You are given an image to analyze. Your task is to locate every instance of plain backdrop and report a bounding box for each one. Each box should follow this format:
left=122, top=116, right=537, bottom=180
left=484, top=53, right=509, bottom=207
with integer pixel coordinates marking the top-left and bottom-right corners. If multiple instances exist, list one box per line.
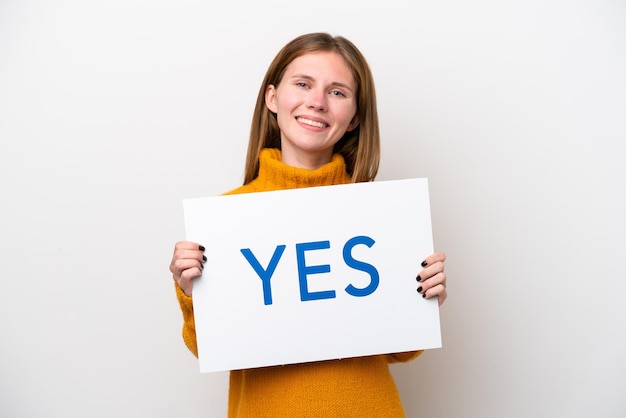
left=1, top=1, right=624, bottom=417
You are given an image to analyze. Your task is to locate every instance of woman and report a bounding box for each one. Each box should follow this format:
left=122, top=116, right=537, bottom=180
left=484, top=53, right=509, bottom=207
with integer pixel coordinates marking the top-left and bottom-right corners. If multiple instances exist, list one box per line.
left=170, top=32, right=447, bottom=417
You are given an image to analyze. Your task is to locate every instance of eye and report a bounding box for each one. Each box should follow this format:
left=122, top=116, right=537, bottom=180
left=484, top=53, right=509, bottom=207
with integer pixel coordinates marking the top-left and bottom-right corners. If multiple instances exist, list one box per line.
left=330, top=90, right=346, bottom=97
left=296, top=82, right=308, bottom=88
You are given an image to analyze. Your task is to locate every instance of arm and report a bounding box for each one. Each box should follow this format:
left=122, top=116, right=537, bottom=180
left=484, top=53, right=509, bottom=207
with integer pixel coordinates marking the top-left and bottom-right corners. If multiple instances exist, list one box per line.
left=170, top=241, right=206, bottom=357
left=175, top=283, right=199, bottom=357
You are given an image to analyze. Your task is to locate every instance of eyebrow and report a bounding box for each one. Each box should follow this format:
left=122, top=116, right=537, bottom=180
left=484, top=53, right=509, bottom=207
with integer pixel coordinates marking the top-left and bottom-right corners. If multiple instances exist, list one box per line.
left=289, top=74, right=355, bottom=93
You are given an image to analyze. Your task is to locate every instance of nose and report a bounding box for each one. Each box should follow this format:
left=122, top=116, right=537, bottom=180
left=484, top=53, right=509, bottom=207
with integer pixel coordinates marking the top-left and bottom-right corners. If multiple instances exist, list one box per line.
left=307, top=89, right=327, bottom=111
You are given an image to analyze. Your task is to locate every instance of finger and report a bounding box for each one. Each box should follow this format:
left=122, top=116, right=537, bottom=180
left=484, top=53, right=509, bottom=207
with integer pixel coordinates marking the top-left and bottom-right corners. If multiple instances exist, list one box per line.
left=174, top=241, right=206, bottom=251
left=417, top=271, right=446, bottom=295
left=172, top=241, right=205, bottom=261
left=173, top=241, right=205, bottom=258
left=416, top=260, right=444, bottom=282
left=170, top=244, right=206, bottom=273
left=172, top=248, right=206, bottom=263
left=423, top=269, right=447, bottom=288
left=171, top=258, right=204, bottom=277
left=422, top=283, right=447, bottom=306
left=177, top=266, right=203, bottom=296
left=420, top=252, right=446, bottom=268
left=170, top=253, right=205, bottom=274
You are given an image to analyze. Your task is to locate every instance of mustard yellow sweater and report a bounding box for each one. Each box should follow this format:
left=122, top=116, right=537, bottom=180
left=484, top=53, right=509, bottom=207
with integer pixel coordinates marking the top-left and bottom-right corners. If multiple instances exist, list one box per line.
left=175, top=148, right=422, bottom=417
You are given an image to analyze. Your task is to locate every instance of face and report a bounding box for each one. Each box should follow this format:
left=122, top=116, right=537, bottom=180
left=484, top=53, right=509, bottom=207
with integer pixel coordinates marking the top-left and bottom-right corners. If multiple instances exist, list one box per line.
left=265, top=51, right=360, bottom=169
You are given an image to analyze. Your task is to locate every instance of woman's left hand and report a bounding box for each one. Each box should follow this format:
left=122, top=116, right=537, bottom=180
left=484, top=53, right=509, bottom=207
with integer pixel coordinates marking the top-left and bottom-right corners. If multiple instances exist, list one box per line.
left=416, top=252, right=447, bottom=306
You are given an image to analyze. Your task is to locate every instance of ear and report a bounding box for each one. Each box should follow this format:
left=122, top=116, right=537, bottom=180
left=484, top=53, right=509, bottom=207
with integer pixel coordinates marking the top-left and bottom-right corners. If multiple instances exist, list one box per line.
left=346, top=113, right=360, bottom=132
left=265, top=84, right=278, bottom=113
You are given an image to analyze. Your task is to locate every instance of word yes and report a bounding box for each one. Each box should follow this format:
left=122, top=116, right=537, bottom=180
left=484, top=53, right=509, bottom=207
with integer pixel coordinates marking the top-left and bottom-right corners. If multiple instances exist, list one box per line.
left=240, top=236, right=379, bottom=305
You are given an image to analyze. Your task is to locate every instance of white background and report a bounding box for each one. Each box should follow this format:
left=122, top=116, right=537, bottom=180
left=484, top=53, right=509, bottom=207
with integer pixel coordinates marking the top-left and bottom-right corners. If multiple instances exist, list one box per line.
left=0, top=1, right=624, bottom=417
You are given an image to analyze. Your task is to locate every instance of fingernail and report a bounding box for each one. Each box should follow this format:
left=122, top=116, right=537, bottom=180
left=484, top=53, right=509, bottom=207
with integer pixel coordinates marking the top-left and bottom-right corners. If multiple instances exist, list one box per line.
left=416, top=275, right=422, bottom=282
left=417, top=286, right=423, bottom=293
left=421, top=260, right=428, bottom=267
left=422, top=292, right=426, bottom=298
left=200, top=263, right=204, bottom=270
left=199, top=245, right=206, bottom=251
left=202, top=255, right=207, bottom=262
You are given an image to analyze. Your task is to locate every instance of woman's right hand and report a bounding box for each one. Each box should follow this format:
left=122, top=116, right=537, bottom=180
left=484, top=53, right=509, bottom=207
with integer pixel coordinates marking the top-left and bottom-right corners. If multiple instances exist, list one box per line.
left=169, top=241, right=206, bottom=296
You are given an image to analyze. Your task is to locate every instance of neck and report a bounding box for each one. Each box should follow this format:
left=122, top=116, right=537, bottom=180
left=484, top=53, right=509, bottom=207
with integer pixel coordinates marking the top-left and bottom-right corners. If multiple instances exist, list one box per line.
left=279, top=144, right=334, bottom=170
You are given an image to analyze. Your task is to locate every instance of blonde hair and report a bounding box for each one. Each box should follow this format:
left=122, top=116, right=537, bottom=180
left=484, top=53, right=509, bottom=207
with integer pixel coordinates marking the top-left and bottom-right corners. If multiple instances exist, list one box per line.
left=243, top=32, right=380, bottom=184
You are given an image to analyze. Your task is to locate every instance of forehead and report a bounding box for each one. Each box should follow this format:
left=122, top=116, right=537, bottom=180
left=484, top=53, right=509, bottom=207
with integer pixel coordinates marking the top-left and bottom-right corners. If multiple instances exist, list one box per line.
left=284, top=51, right=356, bottom=86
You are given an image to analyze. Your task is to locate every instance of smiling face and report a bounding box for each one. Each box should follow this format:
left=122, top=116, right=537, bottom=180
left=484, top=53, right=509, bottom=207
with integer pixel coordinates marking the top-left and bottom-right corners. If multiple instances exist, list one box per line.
left=265, top=51, right=360, bottom=170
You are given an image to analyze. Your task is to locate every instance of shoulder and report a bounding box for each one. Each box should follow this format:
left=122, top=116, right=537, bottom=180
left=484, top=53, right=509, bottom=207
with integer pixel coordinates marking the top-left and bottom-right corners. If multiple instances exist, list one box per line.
left=222, top=182, right=259, bottom=196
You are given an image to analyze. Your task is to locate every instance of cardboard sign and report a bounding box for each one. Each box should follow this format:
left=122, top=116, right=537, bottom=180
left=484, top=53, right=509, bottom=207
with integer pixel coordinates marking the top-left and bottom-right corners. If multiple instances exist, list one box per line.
left=183, top=178, right=441, bottom=373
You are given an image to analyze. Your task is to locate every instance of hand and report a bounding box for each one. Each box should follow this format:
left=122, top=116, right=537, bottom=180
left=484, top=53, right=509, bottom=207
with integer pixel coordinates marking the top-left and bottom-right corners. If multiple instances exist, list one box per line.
left=169, top=241, right=206, bottom=296
left=416, top=252, right=447, bottom=306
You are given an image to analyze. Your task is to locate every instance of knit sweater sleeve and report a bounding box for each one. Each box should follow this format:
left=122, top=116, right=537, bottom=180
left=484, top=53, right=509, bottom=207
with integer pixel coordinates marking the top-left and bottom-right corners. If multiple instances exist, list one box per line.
left=175, top=283, right=199, bottom=357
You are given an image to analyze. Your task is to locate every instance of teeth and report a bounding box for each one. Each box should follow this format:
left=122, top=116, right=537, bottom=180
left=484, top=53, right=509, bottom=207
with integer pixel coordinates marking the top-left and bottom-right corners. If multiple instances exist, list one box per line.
left=297, top=117, right=326, bottom=128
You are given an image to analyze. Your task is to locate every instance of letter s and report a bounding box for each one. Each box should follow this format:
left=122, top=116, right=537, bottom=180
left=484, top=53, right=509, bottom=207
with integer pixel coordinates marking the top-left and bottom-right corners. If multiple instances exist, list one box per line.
left=343, top=235, right=379, bottom=297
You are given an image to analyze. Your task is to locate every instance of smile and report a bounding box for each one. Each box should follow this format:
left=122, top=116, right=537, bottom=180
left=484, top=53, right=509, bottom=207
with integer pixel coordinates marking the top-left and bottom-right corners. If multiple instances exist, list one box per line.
left=297, top=117, right=328, bottom=128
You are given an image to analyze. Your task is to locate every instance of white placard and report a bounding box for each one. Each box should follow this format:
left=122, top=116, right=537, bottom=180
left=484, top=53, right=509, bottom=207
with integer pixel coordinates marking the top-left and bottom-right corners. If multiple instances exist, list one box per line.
left=183, top=178, right=441, bottom=373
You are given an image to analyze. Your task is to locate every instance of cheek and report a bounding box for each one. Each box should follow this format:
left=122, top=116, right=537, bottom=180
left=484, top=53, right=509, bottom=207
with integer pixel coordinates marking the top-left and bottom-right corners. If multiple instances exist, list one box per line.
left=274, top=95, right=298, bottom=116
left=340, top=104, right=358, bottom=125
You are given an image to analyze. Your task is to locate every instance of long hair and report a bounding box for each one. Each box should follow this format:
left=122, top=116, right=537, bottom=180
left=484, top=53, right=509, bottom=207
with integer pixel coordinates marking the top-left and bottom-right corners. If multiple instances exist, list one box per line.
left=243, top=32, right=380, bottom=184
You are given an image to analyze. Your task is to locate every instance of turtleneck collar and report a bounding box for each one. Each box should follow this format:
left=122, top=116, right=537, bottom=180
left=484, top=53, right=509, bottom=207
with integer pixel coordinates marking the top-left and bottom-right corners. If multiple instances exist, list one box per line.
left=254, top=148, right=352, bottom=191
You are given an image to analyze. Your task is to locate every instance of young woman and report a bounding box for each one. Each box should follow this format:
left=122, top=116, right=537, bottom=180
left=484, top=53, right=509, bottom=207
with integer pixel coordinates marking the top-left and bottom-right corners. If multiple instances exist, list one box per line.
left=170, top=32, right=447, bottom=417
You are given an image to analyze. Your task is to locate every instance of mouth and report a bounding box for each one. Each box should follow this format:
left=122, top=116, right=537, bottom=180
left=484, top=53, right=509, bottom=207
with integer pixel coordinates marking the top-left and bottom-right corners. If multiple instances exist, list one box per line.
left=296, top=117, right=328, bottom=128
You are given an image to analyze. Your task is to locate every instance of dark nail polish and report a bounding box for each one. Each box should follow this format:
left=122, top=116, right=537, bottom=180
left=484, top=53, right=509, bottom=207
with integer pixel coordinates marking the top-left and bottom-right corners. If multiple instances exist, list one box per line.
left=416, top=275, right=422, bottom=282
left=421, top=260, right=428, bottom=267
left=417, top=286, right=423, bottom=293
left=200, top=263, right=204, bottom=270
left=199, top=245, right=206, bottom=251
left=422, top=292, right=427, bottom=298
left=202, top=255, right=207, bottom=262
